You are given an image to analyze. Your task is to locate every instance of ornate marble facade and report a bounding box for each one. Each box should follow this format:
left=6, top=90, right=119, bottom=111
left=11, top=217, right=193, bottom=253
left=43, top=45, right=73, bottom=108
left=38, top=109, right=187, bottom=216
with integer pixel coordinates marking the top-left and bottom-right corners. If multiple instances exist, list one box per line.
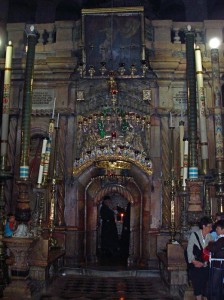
left=0, top=12, right=224, bottom=269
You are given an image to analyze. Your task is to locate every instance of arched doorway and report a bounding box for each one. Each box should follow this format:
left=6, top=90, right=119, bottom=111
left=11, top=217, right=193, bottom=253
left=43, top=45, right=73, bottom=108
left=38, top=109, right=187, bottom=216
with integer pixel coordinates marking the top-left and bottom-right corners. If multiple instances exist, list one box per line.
left=97, top=193, right=130, bottom=266
left=64, top=160, right=153, bottom=267
left=85, top=177, right=142, bottom=266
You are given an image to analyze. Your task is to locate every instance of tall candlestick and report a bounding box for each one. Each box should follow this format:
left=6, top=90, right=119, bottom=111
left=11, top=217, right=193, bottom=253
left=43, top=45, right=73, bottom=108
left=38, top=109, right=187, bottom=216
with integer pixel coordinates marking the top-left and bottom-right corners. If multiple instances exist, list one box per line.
left=52, top=97, right=56, bottom=119
left=179, top=120, right=185, bottom=180
left=1, top=41, right=13, bottom=159
left=56, top=113, right=60, bottom=128
left=182, top=138, right=188, bottom=187
left=180, top=98, right=183, bottom=119
left=42, top=118, right=55, bottom=182
left=195, top=46, right=209, bottom=174
left=169, top=112, right=174, bottom=128
left=43, top=140, right=51, bottom=178
left=37, top=138, right=48, bottom=185
left=186, top=27, right=198, bottom=179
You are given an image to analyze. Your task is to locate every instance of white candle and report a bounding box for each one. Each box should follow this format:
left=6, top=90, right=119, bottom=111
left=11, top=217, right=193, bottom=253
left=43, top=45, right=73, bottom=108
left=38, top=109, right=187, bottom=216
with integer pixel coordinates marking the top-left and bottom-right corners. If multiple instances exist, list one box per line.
left=37, top=138, right=48, bottom=184
left=56, top=113, right=60, bottom=127
left=179, top=120, right=185, bottom=179
left=182, top=139, right=189, bottom=187
left=43, top=140, right=51, bottom=177
left=180, top=99, right=183, bottom=119
left=170, top=112, right=173, bottom=127
left=195, top=46, right=209, bottom=163
left=52, top=97, right=56, bottom=119
left=1, top=41, right=13, bottom=157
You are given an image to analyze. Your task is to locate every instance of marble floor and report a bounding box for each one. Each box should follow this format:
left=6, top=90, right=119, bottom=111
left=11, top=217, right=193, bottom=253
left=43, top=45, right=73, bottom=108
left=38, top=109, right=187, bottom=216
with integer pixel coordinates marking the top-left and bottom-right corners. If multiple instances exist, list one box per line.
left=36, top=269, right=176, bottom=300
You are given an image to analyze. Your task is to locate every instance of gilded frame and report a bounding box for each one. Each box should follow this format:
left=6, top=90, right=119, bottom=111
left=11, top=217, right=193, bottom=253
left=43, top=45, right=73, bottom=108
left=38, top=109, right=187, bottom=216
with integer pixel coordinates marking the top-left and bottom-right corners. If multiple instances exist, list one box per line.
left=81, top=7, right=145, bottom=77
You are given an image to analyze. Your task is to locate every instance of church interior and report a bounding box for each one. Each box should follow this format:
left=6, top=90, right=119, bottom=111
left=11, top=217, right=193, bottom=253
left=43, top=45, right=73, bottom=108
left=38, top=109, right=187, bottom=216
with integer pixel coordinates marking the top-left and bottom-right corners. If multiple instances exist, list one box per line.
left=0, top=0, right=224, bottom=299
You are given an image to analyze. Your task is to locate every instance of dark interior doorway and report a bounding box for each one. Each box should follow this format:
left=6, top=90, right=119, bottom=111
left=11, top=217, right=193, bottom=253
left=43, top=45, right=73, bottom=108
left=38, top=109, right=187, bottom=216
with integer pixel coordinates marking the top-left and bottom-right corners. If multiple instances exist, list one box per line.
left=97, top=194, right=130, bottom=266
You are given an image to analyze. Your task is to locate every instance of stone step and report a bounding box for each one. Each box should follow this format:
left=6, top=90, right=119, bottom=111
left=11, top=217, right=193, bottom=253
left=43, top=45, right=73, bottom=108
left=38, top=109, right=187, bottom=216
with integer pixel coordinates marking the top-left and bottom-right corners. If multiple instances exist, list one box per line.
left=61, top=267, right=160, bottom=278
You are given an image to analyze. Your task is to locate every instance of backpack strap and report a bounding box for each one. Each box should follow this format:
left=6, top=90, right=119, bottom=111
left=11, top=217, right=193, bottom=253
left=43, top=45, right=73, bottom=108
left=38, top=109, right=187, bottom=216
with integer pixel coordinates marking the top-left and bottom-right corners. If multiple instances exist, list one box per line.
left=194, top=232, right=203, bottom=250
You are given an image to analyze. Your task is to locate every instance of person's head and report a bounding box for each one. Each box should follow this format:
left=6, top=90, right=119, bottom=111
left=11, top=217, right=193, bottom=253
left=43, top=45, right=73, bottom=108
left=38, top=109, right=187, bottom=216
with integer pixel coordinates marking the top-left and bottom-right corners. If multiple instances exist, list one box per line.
left=198, top=216, right=213, bottom=234
left=7, top=213, right=15, bottom=223
left=103, top=195, right=111, bottom=206
left=215, top=212, right=222, bottom=222
left=215, top=219, right=224, bottom=236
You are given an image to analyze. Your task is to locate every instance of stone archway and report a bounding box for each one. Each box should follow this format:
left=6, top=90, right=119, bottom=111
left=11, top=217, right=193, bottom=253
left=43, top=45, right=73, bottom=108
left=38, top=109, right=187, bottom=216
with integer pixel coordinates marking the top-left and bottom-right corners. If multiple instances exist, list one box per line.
left=85, top=178, right=142, bottom=266
left=64, top=160, right=153, bottom=267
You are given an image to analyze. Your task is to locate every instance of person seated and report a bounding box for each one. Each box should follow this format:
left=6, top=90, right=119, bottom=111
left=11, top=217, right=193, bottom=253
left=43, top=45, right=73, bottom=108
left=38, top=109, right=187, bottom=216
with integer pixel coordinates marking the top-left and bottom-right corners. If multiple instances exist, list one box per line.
left=4, top=213, right=16, bottom=237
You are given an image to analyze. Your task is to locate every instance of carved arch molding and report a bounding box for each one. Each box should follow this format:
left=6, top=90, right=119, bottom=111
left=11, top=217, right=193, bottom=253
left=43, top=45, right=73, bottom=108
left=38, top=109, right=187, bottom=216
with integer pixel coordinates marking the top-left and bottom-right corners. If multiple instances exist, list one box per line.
left=70, top=160, right=152, bottom=265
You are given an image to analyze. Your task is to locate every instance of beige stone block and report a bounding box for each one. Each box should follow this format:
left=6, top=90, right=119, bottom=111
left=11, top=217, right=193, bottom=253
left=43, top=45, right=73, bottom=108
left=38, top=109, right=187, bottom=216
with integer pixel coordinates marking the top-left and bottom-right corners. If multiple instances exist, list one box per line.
left=158, top=86, right=172, bottom=108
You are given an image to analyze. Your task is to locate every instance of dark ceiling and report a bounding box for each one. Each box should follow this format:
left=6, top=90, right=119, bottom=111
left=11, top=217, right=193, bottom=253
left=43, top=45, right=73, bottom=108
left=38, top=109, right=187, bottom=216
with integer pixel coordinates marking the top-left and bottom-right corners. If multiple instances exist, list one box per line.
left=1, top=0, right=224, bottom=24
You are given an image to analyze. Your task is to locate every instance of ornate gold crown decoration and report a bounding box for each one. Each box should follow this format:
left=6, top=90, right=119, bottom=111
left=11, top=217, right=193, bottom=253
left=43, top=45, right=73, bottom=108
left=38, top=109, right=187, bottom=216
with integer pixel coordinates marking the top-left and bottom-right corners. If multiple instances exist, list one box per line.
left=95, top=160, right=131, bottom=170
left=73, top=154, right=152, bottom=176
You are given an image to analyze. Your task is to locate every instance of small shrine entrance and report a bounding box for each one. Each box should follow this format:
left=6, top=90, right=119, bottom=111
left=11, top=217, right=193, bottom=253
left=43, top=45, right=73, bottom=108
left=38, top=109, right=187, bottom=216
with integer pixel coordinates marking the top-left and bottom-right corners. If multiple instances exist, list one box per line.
left=71, top=160, right=151, bottom=267
left=96, top=191, right=131, bottom=266
left=65, top=158, right=153, bottom=267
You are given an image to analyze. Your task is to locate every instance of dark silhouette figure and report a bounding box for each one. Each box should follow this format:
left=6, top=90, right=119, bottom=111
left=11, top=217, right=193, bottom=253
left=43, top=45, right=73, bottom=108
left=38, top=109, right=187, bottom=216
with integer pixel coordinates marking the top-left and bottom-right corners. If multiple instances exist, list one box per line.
left=100, top=196, right=119, bottom=258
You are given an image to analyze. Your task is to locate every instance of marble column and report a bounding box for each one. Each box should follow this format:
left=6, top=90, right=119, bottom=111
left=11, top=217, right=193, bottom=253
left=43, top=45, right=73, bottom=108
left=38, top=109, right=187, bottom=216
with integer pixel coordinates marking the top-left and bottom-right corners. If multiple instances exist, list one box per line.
left=210, top=43, right=224, bottom=213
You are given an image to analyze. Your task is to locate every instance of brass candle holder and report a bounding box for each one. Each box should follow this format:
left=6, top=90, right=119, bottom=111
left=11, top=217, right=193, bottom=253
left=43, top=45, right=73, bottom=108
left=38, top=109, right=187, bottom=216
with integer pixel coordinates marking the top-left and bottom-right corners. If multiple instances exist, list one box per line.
left=164, top=124, right=179, bottom=243
left=179, top=185, right=189, bottom=240
left=48, top=177, right=58, bottom=248
left=48, top=121, right=61, bottom=248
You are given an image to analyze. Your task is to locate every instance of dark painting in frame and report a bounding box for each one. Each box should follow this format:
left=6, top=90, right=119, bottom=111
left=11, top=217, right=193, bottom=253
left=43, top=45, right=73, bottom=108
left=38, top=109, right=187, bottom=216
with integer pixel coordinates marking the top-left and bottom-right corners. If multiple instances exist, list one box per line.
left=81, top=7, right=145, bottom=78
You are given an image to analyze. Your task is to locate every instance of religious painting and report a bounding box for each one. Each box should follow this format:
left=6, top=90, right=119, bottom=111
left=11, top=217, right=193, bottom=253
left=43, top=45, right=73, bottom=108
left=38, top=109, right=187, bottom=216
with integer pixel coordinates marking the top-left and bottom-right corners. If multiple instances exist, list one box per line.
left=81, top=7, right=145, bottom=77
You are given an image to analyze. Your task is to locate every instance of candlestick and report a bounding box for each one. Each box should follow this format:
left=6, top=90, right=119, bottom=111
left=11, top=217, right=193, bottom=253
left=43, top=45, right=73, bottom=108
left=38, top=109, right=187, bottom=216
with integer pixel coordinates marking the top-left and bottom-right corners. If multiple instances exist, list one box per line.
left=37, top=138, right=48, bottom=185
left=1, top=41, right=13, bottom=158
left=183, top=139, right=188, bottom=187
left=180, top=99, right=183, bottom=119
left=52, top=97, right=56, bottom=119
left=195, top=46, right=209, bottom=174
left=186, top=27, right=198, bottom=180
left=43, top=140, right=51, bottom=179
left=179, top=120, right=185, bottom=180
left=56, top=113, right=60, bottom=128
left=169, top=112, right=173, bottom=128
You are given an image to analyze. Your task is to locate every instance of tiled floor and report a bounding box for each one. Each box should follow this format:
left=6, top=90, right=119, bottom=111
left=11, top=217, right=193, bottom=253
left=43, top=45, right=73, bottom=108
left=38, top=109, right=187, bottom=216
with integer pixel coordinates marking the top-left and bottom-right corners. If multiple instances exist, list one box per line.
left=37, top=274, right=175, bottom=300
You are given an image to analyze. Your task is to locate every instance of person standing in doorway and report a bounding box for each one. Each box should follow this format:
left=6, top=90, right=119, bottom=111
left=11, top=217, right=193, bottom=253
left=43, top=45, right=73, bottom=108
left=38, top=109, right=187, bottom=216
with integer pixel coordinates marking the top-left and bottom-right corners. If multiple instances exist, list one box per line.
left=100, top=195, right=119, bottom=258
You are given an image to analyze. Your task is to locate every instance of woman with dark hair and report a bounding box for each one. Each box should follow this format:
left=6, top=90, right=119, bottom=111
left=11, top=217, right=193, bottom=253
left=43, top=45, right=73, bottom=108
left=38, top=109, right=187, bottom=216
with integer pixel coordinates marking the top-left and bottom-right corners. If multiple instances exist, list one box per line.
left=187, top=216, right=213, bottom=300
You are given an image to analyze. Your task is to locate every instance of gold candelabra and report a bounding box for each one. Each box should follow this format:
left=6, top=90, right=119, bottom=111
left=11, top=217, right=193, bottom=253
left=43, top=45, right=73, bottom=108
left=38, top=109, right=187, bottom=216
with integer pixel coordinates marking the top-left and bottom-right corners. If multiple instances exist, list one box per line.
left=48, top=122, right=61, bottom=248
left=48, top=177, right=58, bottom=248
left=164, top=124, right=178, bottom=242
